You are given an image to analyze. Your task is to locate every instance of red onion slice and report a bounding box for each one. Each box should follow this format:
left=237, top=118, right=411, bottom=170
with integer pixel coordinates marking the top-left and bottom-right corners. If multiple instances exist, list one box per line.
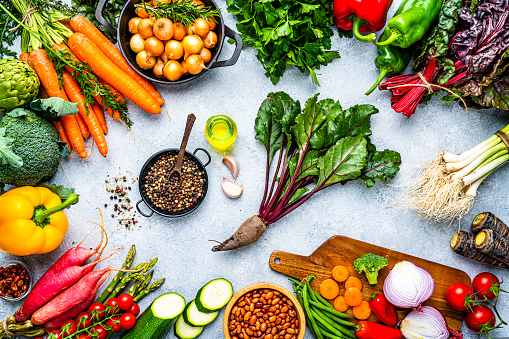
left=400, top=306, right=462, bottom=339
left=383, top=261, right=434, bottom=309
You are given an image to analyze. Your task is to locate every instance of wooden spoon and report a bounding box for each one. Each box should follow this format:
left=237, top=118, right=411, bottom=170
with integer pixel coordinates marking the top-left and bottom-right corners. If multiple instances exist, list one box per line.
left=169, top=113, right=196, bottom=182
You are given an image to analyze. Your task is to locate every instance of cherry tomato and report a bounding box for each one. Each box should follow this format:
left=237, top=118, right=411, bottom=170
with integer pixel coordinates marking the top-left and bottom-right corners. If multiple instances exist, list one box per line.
left=446, top=283, right=474, bottom=311
left=118, top=293, right=134, bottom=311
left=472, top=272, right=500, bottom=301
left=89, top=302, right=106, bottom=321
left=78, top=336, right=91, bottom=339
left=120, top=312, right=136, bottom=330
left=76, top=312, right=92, bottom=330
left=49, top=330, right=62, bottom=339
left=91, top=324, right=108, bottom=339
left=107, top=316, right=122, bottom=333
left=105, top=297, right=120, bottom=315
left=60, top=319, right=77, bottom=337
left=464, top=305, right=496, bottom=333
left=128, top=303, right=141, bottom=317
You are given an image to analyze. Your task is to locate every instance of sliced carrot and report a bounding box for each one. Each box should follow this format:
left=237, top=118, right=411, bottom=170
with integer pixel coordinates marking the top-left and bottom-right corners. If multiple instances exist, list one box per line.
left=68, top=33, right=161, bottom=114
left=333, top=296, right=348, bottom=313
left=70, top=15, right=164, bottom=106
left=332, top=265, right=349, bottom=283
left=345, top=287, right=363, bottom=307
left=62, top=72, right=108, bottom=157
left=92, top=100, right=108, bottom=134
left=30, top=49, right=87, bottom=158
left=319, top=279, right=340, bottom=300
left=352, top=301, right=371, bottom=320
left=345, top=276, right=363, bottom=291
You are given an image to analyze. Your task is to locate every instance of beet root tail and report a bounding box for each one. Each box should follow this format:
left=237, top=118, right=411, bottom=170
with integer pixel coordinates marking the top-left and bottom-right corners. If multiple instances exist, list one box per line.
left=212, top=215, right=268, bottom=252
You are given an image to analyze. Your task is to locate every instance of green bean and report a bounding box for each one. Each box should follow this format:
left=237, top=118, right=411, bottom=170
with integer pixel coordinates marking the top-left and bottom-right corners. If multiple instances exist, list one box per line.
left=303, top=282, right=324, bottom=339
left=311, top=309, right=356, bottom=339
left=317, top=325, right=348, bottom=339
left=309, top=300, right=354, bottom=321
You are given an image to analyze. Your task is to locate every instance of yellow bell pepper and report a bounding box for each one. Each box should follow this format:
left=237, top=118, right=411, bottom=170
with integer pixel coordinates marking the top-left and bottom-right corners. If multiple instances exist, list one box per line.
left=0, top=186, right=78, bottom=256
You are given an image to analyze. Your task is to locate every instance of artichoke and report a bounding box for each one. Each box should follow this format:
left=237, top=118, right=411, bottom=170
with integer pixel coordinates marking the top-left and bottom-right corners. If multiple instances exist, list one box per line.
left=0, top=58, right=40, bottom=114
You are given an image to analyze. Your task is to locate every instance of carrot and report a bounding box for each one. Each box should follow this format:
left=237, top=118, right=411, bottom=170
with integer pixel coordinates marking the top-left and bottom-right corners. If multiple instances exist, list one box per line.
left=39, top=86, right=49, bottom=99
left=345, top=276, right=363, bottom=291
left=98, top=78, right=126, bottom=103
left=15, top=226, right=106, bottom=322
left=332, top=265, right=349, bottom=283
left=19, top=52, right=30, bottom=65
left=352, top=301, right=371, bottom=320
left=68, top=33, right=161, bottom=114
left=30, top=49, right=87, bottom=158
left=344, top=287, right=363, bottom=307
left=70, top=15, right=165, bottom=106
left=62, top=71, right=108, bottom=157
left=31, top=264, right=140, bottom=325
left=92, top=100, right=108, bottom=134
left=333, top=296, right=348, bottom=312
left=75, top=113, right=90, bottom=138
left=53, top=121, right=71, bottom=153
left=319, top=279, right=340, bottom=300
left=43, top=273, right=109, bottom=331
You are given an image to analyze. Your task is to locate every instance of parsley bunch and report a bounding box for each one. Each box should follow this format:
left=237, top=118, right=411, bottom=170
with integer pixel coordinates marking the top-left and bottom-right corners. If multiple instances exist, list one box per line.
left=227, top=0, right=340, bottom=85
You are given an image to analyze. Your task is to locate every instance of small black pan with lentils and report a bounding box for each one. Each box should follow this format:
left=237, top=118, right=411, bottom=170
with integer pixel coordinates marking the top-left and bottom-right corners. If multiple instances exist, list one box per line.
left=140, top=150, right=208, bottom=216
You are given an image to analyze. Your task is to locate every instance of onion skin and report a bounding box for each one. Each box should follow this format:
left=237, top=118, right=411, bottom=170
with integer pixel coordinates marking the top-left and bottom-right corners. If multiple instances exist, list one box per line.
left=137, top=18, right=154, bottom=39
left=173, top=23, right=187, bottom=40
left=203, top=31, right=217, bottom=49
left=400, top=306, right=458, bottom=339
left=153, top=18, right=174, bottom=41
left=129, top=17, right=142, bottom=33
left=383, top=261, right=434, bottom=310
left=163, top=60, right=186, bottom=81
left=130, top=34, right=145, bottom=53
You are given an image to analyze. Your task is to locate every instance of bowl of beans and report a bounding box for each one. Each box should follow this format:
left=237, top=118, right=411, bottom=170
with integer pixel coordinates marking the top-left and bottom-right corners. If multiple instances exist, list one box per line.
left=0, top=261, right=32, bottom=301
left=136, top=147, right=211, bottom=218
left=223, top=283, right=305, bottom=339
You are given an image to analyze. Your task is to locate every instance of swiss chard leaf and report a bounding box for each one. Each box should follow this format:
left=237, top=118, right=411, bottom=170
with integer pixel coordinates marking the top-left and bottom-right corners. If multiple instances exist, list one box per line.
left=360, top=140, right=402, bottom=188
left=469, top=73, right=509, bottom=110
left=316, top=135, right=368, bottom=188
left=38, top=182, right=75, bottom=200
left=289, top=187, right=309, bottom=204
left=30, top=97, right=79, bottom=121
left=288, top=149, right=323, bottom=181
left=0, top=128, right=22, bottom=168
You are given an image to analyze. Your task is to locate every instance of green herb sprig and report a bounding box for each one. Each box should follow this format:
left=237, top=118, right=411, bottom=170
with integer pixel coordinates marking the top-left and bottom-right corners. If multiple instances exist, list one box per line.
left=137, top=0, right=220, bottom=27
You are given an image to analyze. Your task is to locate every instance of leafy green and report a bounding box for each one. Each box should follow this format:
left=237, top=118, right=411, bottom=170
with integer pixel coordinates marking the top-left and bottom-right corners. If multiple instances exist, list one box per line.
left=38, top=182, right=75, bottom=200
left=360, top=140, right=402, bottom=188
left=227, top=0, right=340, bottom=85
left=0, top=0, right=21, bottom=58
left=0, top=128, right=23, bottom=167
left=30, top=97, right=79, bottom=121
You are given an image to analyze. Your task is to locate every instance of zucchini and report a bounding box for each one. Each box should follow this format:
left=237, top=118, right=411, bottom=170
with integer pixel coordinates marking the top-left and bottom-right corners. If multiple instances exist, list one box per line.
left=174, top=314, right=204, bottom=339
left=183, top=300, right=219, bottom=326
left=122, top=293, right=186, bottom=339
left=194, top=278, right=233, bottom=313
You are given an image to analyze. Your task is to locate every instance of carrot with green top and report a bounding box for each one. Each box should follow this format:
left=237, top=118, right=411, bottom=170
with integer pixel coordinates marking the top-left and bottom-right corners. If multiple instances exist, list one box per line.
left=70, top=15, right=165, bottom=106
left=75, top=113, right=90, bottom=139
left=92, top=100, right=108, bottom=134
left=68, top=33, right=161, bottom=114
left=30, top=49, right=87, bottom=158
left=62, top=71, right=108, bottom=157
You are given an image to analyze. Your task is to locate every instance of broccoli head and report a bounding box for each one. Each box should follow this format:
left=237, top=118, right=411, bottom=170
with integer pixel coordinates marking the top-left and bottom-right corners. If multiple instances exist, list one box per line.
left=0, top=108, right=65, bottom=187
left=353, top=253, right=389, bottom=285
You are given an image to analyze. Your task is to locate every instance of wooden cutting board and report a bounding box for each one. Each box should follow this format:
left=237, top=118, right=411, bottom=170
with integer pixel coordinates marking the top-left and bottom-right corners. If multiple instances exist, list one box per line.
left=269, top=235, right=471, bottom=330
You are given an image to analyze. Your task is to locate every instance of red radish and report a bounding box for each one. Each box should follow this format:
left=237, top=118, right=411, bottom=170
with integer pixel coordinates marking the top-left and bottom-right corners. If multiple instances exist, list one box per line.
left=32, top=264, right=142, bottom=325
left=43, top=273, right=109, bottom=331
left=16, top=212, right=108, bottom=322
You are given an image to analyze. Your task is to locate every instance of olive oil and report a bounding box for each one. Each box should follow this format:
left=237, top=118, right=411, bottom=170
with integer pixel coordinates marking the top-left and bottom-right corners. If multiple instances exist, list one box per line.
left=205, top=115, right=237, bottom=150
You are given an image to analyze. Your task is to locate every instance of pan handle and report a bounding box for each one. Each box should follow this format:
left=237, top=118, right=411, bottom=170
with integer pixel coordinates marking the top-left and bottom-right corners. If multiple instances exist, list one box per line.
left=95, top=0, right=118, bottom=37
left=136, top=199, right=154, bottom=217
left=194, top=148, right=211, bottom=167
left=210, top=25, right=243, bottom=69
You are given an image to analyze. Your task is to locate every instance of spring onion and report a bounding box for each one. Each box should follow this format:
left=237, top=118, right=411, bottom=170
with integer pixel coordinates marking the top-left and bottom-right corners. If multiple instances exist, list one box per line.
left=383, top=261, right=434, bottom=310
left=405, top=125, right=509, bottom=222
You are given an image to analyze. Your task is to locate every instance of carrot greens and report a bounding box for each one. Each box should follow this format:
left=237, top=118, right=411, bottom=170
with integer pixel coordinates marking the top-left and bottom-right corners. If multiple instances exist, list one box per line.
left=212, top=92, right=401, bottom=252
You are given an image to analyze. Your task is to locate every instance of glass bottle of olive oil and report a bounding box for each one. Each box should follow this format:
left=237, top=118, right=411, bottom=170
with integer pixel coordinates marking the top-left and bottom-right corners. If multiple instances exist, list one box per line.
left=205, top=115, right=237, bottom=150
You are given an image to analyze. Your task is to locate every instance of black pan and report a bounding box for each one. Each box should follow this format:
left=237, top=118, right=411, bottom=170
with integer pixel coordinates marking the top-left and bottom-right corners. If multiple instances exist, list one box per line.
left=95, top=0, right=243, bottom=85
left=136, top=148, right=211, bottom=217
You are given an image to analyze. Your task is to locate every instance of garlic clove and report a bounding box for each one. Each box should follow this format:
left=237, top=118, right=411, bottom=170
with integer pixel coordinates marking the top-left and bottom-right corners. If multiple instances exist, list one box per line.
left=222, top=156, right=239, bottom=180
left=222, top=178, right=243, bottom=198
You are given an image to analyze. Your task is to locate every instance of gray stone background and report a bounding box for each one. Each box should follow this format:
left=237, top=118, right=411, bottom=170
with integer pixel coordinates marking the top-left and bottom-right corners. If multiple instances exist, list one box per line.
left=1, top=0, right=508, bottom=337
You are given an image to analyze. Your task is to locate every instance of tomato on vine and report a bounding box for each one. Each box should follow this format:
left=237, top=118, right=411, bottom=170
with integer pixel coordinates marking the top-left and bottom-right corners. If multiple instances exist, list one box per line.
left=76, top=312, right=92, bottom=330
left=464, top=305, right=496, bottom=333
left=472, top=272, right=501, bottom=301
left=120, top=312, right=136, bottom=330
left=446, top=283, right=473, bottom=311
left=91, top=324, right=108, bottom=339
left=107, top=316, right=122, bottom=333
left=105, top=297, right=120, bottom=315
left=89, top=302, right=106, bottom=321
left=128, top=303, right=140, bottom=317
left=118, top=293, right=134, bottom=311
left=60, top=319, right=77, bottom=337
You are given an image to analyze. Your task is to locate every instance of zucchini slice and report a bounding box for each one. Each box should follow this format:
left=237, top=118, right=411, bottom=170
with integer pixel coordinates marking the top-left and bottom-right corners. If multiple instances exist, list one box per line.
left=174, top=314, right=204, bottom=339
left=195, top=278, right=233, bottom=313
left=183, top=300, right=219, bottom=326
left=122, top=293, right=186, bottom=339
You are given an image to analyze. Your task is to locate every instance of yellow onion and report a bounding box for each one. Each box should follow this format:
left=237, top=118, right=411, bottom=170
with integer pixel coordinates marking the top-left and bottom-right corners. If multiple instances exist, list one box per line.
left=182, top=35, right=203, bottom=59
left=192, top=18, right=210, bottom=38
left=130, top=34, right=146, bottom=53
left=173, top=22, right=187, bottom=40
left=199, top=47, right=211, bottom=63
left=145, top=37, right=164, bottom=57
left=206, top=18, right=216, bottom=30
left=165, top=40, right=184, bottom=60
left=136, top=50, right=156, bottom=70
left=185, top=54, right=206, bottom=75
left=153, top=18, right=174, bottom=40
left=163, top=60, right=186, bottom=81
left=129, top=17, right=142, bottom=34
left=153, top=57, right=165, bottom=78
left=135, top=7, right=149, bottom=18
left=137, top=18, right=154, bottom=39
left=203, top=31, right=217, bottom=49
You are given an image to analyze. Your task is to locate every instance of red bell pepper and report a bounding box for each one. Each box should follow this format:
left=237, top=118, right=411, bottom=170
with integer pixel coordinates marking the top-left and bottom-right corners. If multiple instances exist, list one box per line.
left=355, top=321, right=402, bottom=339
left=369, top=294, right=398, bottom=326
left=333, top=0, right=394, bottom=43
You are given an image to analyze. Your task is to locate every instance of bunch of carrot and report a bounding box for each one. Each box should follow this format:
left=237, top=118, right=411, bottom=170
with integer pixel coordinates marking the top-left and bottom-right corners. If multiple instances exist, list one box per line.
left=18, top=15, right=164, bottom=159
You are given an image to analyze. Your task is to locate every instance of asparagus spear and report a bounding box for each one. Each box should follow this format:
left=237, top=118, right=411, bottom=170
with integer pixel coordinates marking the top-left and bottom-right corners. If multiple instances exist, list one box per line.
left=133, top=278, right=165, bottom=303
left=129, top=270, right=154, bottom=296
left=95, top=245, right=136, bottom=303
left=109, top=262, right=146, bottom=299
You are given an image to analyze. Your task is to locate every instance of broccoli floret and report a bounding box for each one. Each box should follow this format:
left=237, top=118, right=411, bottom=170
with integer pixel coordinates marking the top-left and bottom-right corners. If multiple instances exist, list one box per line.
left=0, top=108, right=63, bottom=187
left=353, top=253, right=389, bottom=285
